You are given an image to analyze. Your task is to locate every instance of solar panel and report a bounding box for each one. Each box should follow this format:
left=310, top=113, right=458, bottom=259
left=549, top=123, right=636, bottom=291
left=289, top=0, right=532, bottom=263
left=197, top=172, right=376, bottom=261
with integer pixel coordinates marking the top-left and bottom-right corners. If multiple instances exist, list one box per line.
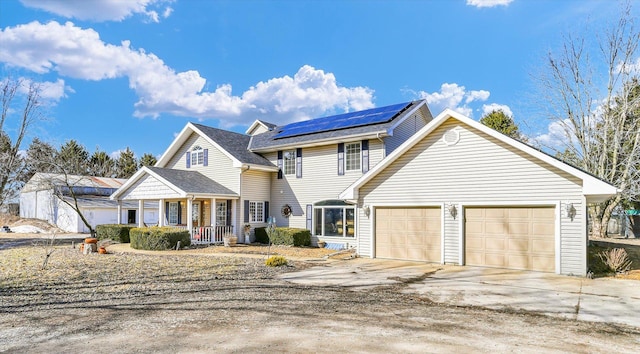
left=273, top=101, right=412, bottom=139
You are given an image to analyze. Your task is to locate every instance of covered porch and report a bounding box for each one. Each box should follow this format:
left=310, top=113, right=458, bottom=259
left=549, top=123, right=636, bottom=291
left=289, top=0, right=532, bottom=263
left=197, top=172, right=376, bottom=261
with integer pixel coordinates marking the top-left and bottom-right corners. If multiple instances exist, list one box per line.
left=110, top=167, right=240, bottom=244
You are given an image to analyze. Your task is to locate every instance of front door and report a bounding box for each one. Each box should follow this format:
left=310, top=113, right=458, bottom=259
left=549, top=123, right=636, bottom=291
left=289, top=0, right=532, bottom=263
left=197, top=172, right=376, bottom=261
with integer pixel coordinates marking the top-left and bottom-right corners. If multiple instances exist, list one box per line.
left=192, top=201, right=201, bottom=227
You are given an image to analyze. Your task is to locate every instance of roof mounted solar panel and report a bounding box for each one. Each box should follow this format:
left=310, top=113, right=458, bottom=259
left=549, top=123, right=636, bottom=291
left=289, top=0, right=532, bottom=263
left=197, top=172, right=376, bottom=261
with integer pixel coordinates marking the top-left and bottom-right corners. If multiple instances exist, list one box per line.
left=273, top=101, right=412, bottom=139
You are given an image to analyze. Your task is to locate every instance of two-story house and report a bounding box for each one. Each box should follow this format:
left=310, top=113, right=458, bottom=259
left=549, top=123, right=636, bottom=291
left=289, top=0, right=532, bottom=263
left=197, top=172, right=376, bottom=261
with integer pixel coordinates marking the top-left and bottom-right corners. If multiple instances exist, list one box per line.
left=111, top=100, right=617, bottom=276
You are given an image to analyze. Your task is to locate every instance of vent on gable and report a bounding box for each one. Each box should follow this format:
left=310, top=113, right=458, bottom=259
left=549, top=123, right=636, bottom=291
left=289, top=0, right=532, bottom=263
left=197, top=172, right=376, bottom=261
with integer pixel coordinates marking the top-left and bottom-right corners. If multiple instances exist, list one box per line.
left=443, top=129, right=460, bottom=146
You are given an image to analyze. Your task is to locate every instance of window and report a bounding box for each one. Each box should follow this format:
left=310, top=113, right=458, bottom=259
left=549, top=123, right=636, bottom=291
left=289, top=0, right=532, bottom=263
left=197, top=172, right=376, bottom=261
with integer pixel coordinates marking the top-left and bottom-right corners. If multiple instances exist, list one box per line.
left=216, top=201, right=227, bottom=226
left=313, top=200, right=355, bottom=238
left=345, top=142, right=361, bottom=171
left=249, top=201, right=264, bottom=223
left=283, top=150, right=296, bottom=175
left=191, top=146, right=204, bottom=166
left=168, top=202, right=179, bottom=225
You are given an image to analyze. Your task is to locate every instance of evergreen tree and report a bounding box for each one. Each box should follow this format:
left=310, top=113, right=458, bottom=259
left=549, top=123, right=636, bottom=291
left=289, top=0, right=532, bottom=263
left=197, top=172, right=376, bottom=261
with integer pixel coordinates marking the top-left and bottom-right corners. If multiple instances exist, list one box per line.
left=138, top=153, right=158, bottom=168
left=57, top=140, right=89, bottom=175
left=480, top=110, right=523, bottom=141
left=115, top=147, right=138, bottom=178
left=88, top=149, right=115, bottom=177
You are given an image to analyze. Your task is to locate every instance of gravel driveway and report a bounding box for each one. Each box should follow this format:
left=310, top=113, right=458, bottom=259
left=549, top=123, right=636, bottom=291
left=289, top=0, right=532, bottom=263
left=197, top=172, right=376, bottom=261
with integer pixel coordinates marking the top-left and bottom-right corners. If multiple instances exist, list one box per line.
left=1, top=244, right=639, bottom=353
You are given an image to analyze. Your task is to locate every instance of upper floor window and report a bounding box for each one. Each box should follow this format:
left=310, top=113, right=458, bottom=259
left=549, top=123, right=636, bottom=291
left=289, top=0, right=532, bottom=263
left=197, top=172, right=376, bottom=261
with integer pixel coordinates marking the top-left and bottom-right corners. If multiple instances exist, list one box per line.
left=345, top=142, right=361, bottom=171
left=283, top=150, right=296, bottom=175
left=191, top=146, right=204, bottom=166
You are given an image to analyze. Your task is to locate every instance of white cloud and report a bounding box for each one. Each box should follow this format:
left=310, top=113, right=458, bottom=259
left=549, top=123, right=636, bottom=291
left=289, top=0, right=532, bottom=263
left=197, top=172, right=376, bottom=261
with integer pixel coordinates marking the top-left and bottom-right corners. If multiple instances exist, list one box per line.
left=466, top=0, right=514, bottom=8
left=481, top=103, right=513, bottom=117
left=0, top=21, right=374, bottom=126
left=20, top=0, right=173, bottom=22
left=415, top=83, right=490, bottom=117
left=533, top=119, right=574, bottom=149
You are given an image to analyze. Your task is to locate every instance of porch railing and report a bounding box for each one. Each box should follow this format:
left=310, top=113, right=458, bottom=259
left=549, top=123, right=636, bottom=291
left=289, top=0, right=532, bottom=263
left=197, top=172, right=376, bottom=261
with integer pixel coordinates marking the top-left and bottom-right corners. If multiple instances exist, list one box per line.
left=189, top=225, right=234, bottom=244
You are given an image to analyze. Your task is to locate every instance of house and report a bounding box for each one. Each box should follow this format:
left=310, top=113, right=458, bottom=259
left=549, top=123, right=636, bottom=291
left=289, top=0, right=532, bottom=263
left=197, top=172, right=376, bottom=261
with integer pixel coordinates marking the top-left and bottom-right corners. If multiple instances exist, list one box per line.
left=110, top=101, right=617, bottom=276
left=20, top=173, right=158, bottom=233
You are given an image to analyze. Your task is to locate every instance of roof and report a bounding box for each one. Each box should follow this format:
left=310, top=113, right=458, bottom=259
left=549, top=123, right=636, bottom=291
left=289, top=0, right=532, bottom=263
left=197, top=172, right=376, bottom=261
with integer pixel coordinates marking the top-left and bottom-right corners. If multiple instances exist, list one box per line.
left=147, top=167, right=237, bottom=195
left=249, top=100, right=429, bottom=151
left=62, top=195, right=158, bottom=209
left=22, top=173, right=126, bottom=193
left=155, top=122, right=276, bottom=171
left=111, top=166, right=238, bottom=200
left=339, top=109, right=619, bottom=202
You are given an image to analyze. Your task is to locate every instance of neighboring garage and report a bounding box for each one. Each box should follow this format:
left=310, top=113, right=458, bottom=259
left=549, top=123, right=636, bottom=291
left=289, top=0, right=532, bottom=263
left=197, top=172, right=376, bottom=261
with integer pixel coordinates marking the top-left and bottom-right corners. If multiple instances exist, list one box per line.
left=341, top=109, right=618, bottom=276
left=375, top=207, right=441, bottom=262
left=464, top=206, right=555, bottom=272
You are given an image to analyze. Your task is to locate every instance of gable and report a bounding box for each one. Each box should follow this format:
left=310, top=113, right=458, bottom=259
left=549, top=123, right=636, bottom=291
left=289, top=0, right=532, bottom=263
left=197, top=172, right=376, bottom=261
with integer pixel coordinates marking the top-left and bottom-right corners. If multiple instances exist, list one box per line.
left=359, top=118, right=584, bottom=202
left=120, top=173, right=182, bottom=200
left=165, top=132, right=234, bottom=171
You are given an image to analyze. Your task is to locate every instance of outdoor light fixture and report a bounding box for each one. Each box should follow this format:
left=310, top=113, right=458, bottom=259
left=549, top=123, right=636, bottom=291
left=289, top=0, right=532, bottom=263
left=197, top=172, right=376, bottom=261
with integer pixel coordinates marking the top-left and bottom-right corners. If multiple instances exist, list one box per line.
left=363, top=205, right=371, bottom=217
left=566, top=203, right=576, bottom=221
left=448, top=204, right=458, bottom=219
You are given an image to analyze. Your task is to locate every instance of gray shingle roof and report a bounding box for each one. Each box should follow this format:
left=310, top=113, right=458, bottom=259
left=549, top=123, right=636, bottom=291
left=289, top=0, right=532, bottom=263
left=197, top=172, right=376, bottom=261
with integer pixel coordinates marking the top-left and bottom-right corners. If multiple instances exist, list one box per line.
left=248, top=100, right=423, bottom=151
left=148, top=167, right=238, bottom=196
left=191, top=123, right=275, bottom=167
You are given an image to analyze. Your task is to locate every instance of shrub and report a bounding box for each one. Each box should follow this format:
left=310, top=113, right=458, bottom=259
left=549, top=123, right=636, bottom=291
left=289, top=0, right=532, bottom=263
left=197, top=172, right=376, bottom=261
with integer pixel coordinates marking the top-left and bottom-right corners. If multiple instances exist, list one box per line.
left=130, top=226, right=191, bottom=250
left=96, top=224, right=134, bottom=243
left=265, top=255, right=288, bottom=267
left=599, top=248, right=632, bottom=275
left=269, top=227, right=311, bottom=247
left=254, top=227, right=269, bottom=244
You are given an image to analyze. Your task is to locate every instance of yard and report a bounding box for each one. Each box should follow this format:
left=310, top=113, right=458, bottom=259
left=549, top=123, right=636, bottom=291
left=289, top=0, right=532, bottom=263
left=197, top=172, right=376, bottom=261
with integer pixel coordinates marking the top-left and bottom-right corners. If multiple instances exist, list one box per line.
left=1, top=237, right=639, bottom=353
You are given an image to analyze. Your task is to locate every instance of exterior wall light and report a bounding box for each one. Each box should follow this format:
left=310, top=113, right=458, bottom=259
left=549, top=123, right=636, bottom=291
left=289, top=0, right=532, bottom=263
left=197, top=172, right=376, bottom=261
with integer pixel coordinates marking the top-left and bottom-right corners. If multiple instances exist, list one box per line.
left=566, top=203, right=576, bottom=221
left=363, top=205, right=371, bottom=217
left=448, top=204, right=458, bottom=219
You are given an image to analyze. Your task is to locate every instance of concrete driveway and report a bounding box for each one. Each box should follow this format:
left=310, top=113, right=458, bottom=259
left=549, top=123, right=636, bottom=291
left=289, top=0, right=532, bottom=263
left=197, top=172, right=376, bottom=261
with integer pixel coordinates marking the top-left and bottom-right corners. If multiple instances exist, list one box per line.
left=281, top=258, right=640, bottom=328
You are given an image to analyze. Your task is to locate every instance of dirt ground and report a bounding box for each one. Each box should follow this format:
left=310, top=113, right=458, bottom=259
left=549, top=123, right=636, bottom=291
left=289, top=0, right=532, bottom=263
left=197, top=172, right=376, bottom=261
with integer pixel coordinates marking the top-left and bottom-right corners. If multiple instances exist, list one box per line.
left=1, top=235, right=639, bottom=353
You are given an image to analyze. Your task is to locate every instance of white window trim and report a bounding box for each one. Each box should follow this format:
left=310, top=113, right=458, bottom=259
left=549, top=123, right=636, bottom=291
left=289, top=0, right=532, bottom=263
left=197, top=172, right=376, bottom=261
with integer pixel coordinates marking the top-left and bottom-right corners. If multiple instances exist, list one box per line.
left=249, top=201, right=265, bottom=223
left=283, top=149, right=296, bottom=175
left=345, top=142, right=361, bottom=171
left=191, top=146, right=204, bottom=166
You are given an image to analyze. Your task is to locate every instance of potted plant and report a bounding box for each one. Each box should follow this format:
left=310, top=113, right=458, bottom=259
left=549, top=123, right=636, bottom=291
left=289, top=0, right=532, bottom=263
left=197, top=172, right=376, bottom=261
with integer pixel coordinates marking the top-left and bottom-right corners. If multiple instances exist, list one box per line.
left=243, top=223, right=251, bottom=244
left=223, top=233, right=237, bottom=247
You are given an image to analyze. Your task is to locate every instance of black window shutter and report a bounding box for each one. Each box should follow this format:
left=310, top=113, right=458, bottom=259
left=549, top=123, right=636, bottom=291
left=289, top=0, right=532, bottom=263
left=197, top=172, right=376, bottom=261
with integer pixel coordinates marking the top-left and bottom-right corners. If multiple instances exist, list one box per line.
left=203, top=149, right=208, bottom=166
left=226, top=200, right=232, bottom=226
left=277, top=151, right=283, bottom=179
left=306, top=204, right=312, bottom=230
left=296, top=148, right=302, bottom=178
left=337, top=143, right=345, bottom=176
left=177, top=202, right=182, bottom=224
left=244, top=200, right=250, bottom=223
left=264, top=201, right=270, bottom=221
left=165, top=201, right=169, bottom=224
left=361, top=140, right=369, bottom=173
left=186, top=152, right=191, bottom=168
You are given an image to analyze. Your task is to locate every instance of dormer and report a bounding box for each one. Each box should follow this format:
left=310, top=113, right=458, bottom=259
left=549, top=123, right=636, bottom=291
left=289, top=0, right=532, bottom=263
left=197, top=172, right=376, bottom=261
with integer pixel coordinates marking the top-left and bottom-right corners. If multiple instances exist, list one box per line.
left=246, top=120, right=277, bottom=136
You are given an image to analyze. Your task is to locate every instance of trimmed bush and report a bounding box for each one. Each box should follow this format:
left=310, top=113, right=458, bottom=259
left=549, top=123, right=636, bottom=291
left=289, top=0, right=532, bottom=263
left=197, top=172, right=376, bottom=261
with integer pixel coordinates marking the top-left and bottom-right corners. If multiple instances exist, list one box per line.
left=130, top=226, right=191, bottom=250
left=254, top=227, right=269, bottom=244
left=265, top=255, right=288, bottom=267
left=270, top=227, right=311, bottom=247
left=96, top=224, right=134, bottom=243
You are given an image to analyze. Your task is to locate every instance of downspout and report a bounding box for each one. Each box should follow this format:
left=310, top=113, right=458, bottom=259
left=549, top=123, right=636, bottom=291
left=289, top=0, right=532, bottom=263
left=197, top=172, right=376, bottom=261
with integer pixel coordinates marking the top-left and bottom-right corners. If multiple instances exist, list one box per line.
left=377, top=132, right=386, bottom=158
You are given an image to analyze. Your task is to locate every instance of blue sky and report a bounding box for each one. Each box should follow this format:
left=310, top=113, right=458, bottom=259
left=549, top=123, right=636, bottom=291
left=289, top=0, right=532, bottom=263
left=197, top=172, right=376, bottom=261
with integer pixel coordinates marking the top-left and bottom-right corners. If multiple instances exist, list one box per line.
left=0, top=0, right=632, bottom=158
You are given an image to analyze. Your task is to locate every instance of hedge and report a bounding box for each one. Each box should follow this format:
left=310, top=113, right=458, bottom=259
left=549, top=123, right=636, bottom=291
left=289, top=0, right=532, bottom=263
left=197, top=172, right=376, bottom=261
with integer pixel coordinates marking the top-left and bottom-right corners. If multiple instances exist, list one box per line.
left=130, top=226, right=191, bottom=250
left=269, top=227, right=311, bottom=247
left=254, top=227, right=269, bottom=244
left=96, top=224, right=134, bottom=243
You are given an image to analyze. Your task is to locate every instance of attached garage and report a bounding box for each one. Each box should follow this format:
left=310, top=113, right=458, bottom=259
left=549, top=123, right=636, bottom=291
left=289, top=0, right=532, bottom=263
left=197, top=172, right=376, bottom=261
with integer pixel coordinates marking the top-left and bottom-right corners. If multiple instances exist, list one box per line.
left=341, top=110, right=618, bottom=276
left=375, top=207, right=441, bottom=262
left=464, top=206, right=555, bottom=272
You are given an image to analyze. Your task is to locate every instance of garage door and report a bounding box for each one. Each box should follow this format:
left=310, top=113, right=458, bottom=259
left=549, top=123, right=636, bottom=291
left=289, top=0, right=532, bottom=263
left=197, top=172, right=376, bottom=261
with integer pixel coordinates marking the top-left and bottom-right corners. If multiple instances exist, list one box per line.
left=375, top=207, right=441, bottom=262
left=465, top=207, right=555, bottom=272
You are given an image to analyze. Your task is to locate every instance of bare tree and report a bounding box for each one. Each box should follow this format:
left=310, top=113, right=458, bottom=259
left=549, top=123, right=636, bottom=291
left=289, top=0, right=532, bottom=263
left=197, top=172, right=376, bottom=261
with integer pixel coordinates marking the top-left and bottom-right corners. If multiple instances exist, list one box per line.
left=536, top=3, right=640, bottom=237
left=0, top=77, right=43, bottom=208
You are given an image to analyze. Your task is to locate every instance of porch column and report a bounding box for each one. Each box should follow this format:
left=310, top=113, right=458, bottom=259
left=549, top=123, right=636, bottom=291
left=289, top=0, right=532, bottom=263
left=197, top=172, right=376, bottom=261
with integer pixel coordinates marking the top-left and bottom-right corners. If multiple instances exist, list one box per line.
left=116, top=200, right=122, bottom=225
left=211, top=198, right=217, bottom=226
left=158, top=199, right=165, bottom=226
left=138, top=200, right=145, bottom=228
left=187, top=198, right=193, bottom=236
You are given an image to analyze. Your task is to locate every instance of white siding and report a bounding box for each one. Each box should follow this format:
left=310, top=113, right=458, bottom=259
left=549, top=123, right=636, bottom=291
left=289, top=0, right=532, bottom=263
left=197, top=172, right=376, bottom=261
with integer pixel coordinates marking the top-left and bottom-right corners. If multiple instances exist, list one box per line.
left=165, top=132, right=240, bottom=193
left=385, top=105, right=431, bottom=154
left=359, top=119, right=586, bottom=275
left=240, top=170, right=271, bottom=238
left=121, top=174, right=181, bottom=200
left=443, top=205, right=459, bottom=264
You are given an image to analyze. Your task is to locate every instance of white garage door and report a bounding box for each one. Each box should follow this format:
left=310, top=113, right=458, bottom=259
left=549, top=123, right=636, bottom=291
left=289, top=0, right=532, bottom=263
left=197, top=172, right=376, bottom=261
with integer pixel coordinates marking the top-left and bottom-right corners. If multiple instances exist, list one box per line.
left=375, top=207, right=441, bottom=262
left=465, top=207, right=555, bottom=272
